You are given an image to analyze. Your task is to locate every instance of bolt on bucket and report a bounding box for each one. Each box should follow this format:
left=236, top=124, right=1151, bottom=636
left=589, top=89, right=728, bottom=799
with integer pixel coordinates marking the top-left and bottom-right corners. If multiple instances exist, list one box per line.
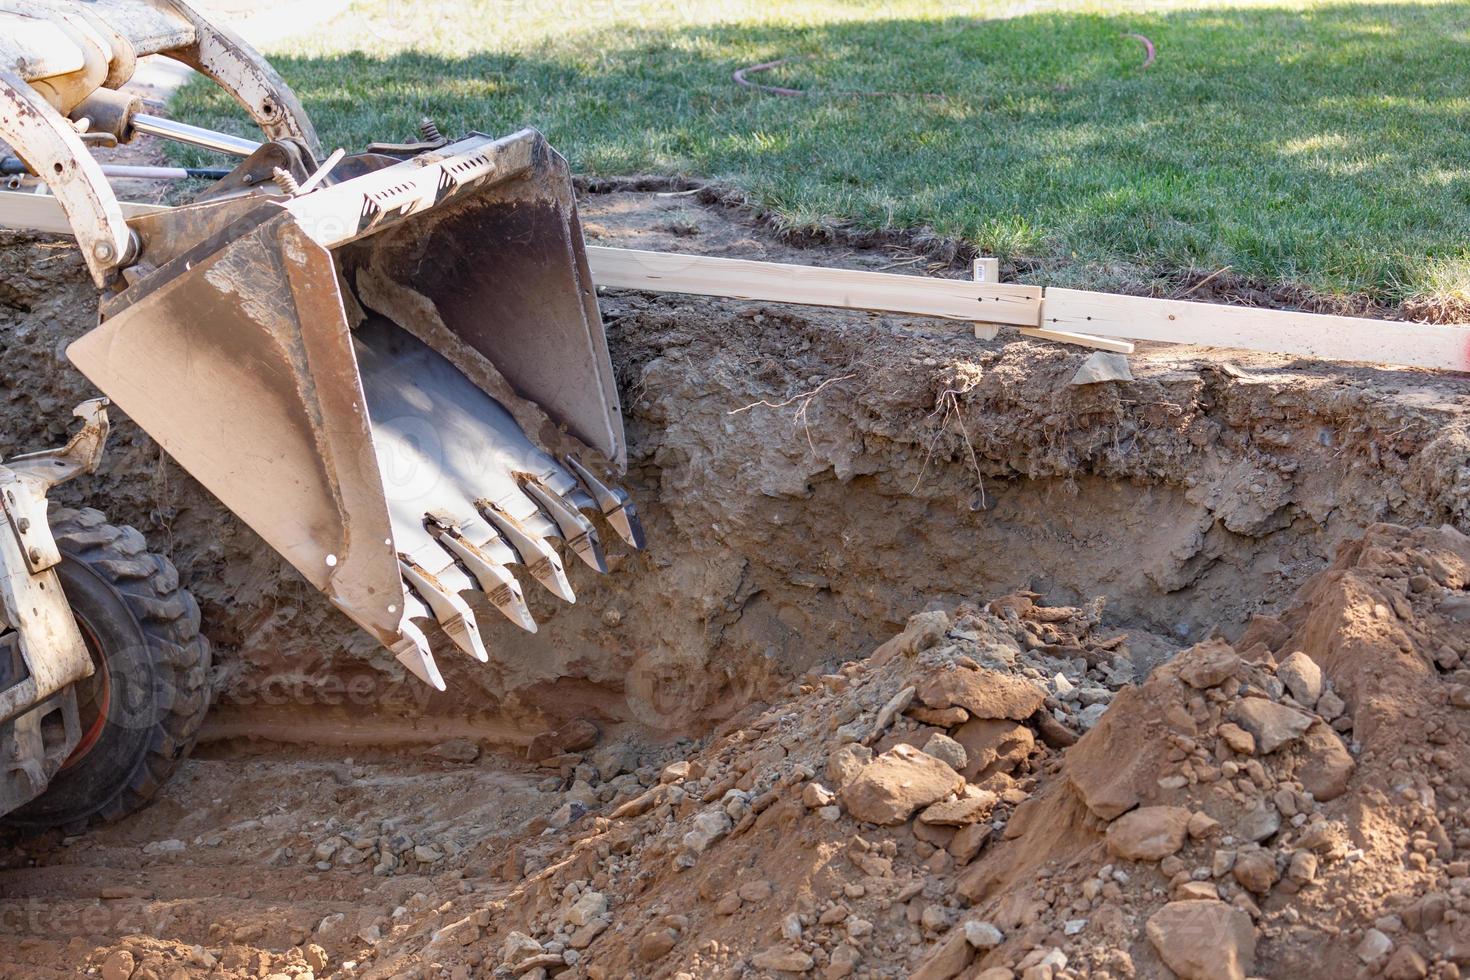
left=66, top=129, right=643, bottom=688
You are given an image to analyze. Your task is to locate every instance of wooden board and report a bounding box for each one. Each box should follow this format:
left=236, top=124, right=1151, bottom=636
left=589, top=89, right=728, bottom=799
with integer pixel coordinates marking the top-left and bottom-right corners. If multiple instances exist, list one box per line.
left=0, top=190, right=168, bottom=235
left=1018, top=326, right=1133, bottom=354
left=1043, top=288, right=1470, bottom=373
left=586, top=246, right=1041, bottom=327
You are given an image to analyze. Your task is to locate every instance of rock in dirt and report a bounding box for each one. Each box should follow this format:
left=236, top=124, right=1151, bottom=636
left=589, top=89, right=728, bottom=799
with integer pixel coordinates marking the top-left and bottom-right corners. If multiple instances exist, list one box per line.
left=952, top=718, right=1034, bottom=779
left=826, top=743, right=874, bottom=789
left=921, top=732, right=967, bottom=771
left=1231, top=698, right=1313, bottom=754
left=426, top=738, right=480, bottom=763
left=1070, top=351, right=1133, bottom=385
left=1275, top=651, right=1323, bottom=707
left=1145, top=900, right=1256, bottom=980
left=1105, top=806, right=1192, bottom=861
left=527, top=718, right=600, bottom=762
left=870, top=610, right=950, bottom=666
left=101, top=950, right=135, bottom=980
left=1217, top=723, right=1255, bottom=756
left=910, top=928, right=973, bottom=980
left=751, top=946, right=814, bottom=972
left=1232, top=847, right=1278, bottom=894
left=840, top=744, right=965, bottom=825
left=919, top=789, right=997, bottom=826
left=915, top=665, right=1045, bottom=721
left=1237, top=801, right=1281, bottom=842
left=1297, top=722, right=1354, bottom=801
left=1176, top=640, right=1241, bottom=690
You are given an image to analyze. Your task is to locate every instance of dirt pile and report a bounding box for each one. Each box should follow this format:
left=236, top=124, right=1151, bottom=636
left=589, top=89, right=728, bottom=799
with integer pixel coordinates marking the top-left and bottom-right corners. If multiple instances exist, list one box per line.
left=25, top=519, right=1463, bottom=978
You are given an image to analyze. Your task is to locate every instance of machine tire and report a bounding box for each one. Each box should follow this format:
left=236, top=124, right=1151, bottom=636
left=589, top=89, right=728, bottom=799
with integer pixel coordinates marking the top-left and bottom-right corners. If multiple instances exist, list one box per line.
left=5, top=507, right=211, bottom=831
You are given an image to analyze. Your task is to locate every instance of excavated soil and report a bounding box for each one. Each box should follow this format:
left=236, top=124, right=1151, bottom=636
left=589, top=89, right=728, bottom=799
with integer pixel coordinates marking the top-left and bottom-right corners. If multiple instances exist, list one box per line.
left=0, top=187, right=1469, bottom=979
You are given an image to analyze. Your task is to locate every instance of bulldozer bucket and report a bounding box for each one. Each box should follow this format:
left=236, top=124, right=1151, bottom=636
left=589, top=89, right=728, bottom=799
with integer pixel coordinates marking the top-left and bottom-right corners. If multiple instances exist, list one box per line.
left=65, top=130, right=643, bottom=688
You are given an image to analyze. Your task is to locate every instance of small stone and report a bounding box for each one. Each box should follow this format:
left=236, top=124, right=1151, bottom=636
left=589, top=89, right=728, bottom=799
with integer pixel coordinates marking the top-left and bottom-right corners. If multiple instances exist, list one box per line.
left=839, top=744, right=964, bottom=825
left=1317, top=690, right=1346, bottom=720
left=1232, top=847, right=1278, bottom=895
left=1105, top=806, right=1192, bottom=861
left=949, top=823, right=992, bottom=865
left=826, top=743, right=874, bottom=789
left=871, top=685, right=916, bottom=740
left=1231, top=699, right=1313, bottom=754
left=1275, top=652, right=1323, bottom=707
left=1357, top=928, right=1394, bottom=964
left=637, top=927, right=678, bottom=962
left=964, top=921, right=1004, bottom=949
left=919, top=789, right=998, bottom=827
left=502, top=932, right=544, bottom=967
left=567, top=891, right=607, bottom=926
left=661, top=760, right=692, bottom=783
left=1188, top=811, right=1221, bottom=839
left=681, top=808, right=733, bottom=855
left=921, top=733, right=968, bottom=771
left=1217, top=723, right=1255, bottom=756
left=527, top=718, right=599, bottom=761
left=751, top=946, right=814, bottom=973
left=714, top=892, right=742, bottom=915
left=738, top=880, right=773, bottom=902
left=1145, top=900, right=1255, bottom=980
left=413, top=844, right=444, bottom=864
left=907, top=705, right=969, bottom=727
left=1287, top=851, right=1318, bottom=885
left=142, top=839, right=185, bottom=856
left=1237, top=802, right=1280, bottom=843
left=101, top=950, right=136, bottom=980
left=827, top=943, right=862, bottom=978
left=1175, top=881, right=1219, bottom=901
left=1298, top=723, right=1354, bottom=801
left=427, top=738, right=480, bottom=762
left=803, top=782, right=836, bottom=809
left=915, top=665, right=1046, bottom=720
left=1383, top=946, right=1429, bottom=980
left=1177, top=640, right=1241, bottom=690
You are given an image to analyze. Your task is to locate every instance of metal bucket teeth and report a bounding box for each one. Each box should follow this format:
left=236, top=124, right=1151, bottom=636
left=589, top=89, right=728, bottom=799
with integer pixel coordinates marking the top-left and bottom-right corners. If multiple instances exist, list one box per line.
left=392, top=592, right=446, bottom=691
left=427, top=520, right=538, bottom=633
left=565, top=455, right=647, bottom=551
left=479, top=501, right=576, bottom=603
left=521, top=476, right=608, bottom=573
left=400, top=557, right=489, bottom=663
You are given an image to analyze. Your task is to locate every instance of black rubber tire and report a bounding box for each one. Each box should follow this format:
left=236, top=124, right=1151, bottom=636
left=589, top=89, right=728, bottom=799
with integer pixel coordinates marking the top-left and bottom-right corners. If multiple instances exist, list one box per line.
left=4, top=507, right=211, bottom=831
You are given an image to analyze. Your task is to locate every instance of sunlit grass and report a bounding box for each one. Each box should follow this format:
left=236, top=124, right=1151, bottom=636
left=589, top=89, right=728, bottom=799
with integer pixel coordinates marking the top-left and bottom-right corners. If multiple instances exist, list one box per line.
left=170, top=0, right=1470, bottom=310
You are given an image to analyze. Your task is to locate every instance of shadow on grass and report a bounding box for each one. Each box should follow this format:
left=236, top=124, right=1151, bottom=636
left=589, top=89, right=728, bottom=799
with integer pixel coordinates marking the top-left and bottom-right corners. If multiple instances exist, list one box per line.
left=170, top=2, right=1470, bottom=306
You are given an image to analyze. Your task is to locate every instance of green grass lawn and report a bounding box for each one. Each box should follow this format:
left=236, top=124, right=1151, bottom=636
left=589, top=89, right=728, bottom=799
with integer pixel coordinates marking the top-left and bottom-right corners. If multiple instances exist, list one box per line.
left=170, top=0, right=1470, bottom=314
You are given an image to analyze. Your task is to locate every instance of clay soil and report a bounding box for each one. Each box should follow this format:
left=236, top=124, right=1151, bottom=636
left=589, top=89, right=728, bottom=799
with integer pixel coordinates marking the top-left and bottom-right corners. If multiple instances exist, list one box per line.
left=1, top=186, right=1469, bottom=980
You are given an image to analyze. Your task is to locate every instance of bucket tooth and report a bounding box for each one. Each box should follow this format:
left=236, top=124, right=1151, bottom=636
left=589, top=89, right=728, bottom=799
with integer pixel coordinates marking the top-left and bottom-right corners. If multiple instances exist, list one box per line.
left=392, top=594, right=446, bottom=690
left=400, top=557, right=489, bottom=663
left=521, top=476, right=608, bottom=573
left=479, top=501, right=576, bottom=603
left=565, top=455, right=646, bottom=551
left=426, top=519, right=539, bottom=633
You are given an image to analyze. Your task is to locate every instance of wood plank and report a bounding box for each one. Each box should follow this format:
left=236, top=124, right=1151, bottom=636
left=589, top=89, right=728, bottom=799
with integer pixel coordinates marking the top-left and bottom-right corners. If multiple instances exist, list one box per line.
left=0, top=190, right=168, bottom=236
left=587, top=246, right=1041, bottom=327
left=1043, top=288, right=1470, bottom=373
left=1018, top=327, right=1134, bottom=354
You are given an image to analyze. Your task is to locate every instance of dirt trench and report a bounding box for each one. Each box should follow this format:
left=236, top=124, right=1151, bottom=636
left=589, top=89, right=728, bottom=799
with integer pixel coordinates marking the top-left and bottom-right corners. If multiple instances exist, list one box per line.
left=0, top=191, right=1466, bottom=745
left=1, top=188, right=1469, bottom=979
